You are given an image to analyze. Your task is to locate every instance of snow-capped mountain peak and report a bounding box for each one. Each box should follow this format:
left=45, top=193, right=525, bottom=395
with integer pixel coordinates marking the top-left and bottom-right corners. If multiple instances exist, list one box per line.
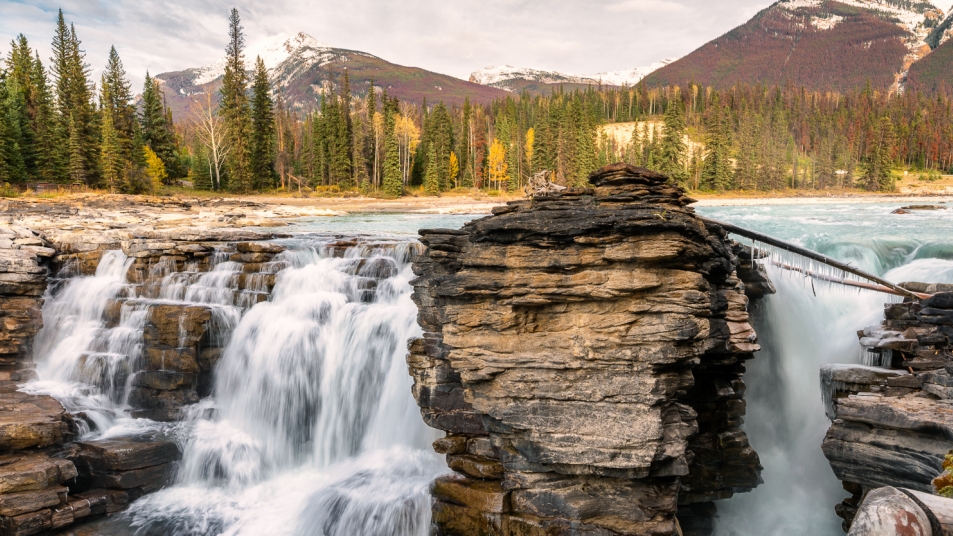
left=192, top=32, right=334, bottom=86
left=469, top=59, right=675, bottom=92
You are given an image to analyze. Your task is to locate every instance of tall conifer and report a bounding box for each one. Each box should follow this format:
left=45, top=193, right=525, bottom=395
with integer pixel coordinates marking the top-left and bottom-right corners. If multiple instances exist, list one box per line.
left=249, top=56, right=276, bottom=190
left=220, top=8, right=253, bottom=192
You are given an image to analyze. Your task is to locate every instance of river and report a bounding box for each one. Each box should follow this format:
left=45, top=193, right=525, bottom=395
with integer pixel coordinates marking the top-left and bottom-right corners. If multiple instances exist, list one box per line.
left=21, top=201, right=953, bottom=535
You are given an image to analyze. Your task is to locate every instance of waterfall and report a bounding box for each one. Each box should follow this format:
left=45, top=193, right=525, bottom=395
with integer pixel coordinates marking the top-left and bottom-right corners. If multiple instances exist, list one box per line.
left=706, top=204, right=953, bottom=535
left=120, top=242, right=443, bottom=536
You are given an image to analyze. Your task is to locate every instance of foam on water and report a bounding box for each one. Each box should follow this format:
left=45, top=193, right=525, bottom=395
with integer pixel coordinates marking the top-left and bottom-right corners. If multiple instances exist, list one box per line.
left=123, top=242, right=442, bottom=535
left=703, top=204, right=953, bottom=536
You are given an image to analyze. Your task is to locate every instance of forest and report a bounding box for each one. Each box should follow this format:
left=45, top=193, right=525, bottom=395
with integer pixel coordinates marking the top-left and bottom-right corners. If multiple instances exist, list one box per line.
left=2, top=8, right=953, bottom=196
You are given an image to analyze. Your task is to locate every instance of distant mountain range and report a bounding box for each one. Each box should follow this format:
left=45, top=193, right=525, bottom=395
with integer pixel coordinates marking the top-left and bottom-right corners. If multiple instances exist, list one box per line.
left=468, top=60, right=675, bottom=93
left=156, top=2, right=953, bottom=124
left=155, top=32, right=510, bottom=120
left=643, top=0, right=953, bottom=93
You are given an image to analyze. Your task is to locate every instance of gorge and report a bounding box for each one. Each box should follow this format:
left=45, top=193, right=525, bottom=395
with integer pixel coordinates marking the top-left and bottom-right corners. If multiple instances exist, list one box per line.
left=0, top=170, right=952, bottom=536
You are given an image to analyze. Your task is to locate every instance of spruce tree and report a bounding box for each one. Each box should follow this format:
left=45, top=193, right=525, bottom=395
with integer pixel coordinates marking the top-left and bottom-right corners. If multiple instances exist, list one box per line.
left=424, top=143, right=439, bottom=195
left=51, top=13, right=97, bottom=185
left=700, top=98, right=733, bottom=190
left=30, top=53, right=61, bottom=182
left=100, top=107, right=123, bottom=192
left=381, top=99, right=402, bottom=197
left=140, top=73, right=177, bottom=183
left=460, top=97, right=473, bottom=187
left=658, top=98, right=688, bottom=184
left=67, top=114, right=85, bottom=184
left=219, top=8, right=253, bottom=192
left=100, top=46, right=136, bottom=163
left=249, top=57, right=276, bottom=190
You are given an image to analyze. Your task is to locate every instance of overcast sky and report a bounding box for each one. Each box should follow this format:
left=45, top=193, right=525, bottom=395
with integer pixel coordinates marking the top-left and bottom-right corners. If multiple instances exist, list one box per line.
left=1, top=0, right=771, bottom=91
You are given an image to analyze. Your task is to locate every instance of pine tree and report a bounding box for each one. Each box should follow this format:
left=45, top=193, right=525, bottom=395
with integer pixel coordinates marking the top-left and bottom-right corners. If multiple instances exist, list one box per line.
left=100, top=107, right=123, bottom=192
left=460, top=97, right=473, bottom=187
left=424, top=143, right=440, bottom=195
left=220, top=8, right=253, bottom=192
left=381, top=99, right=402, bottom=197
left=658, top=98, right=688, bottom=184
left=249, top=57, right=276, bottom=190
left=700, top=97, right=733, bottom=190
left=30, top=53, right=61, bottom=182
left=100, top=46, right=136, bottom=163
left=51, top=13, right=97, bottom=185
left=67, top=114, right=85, bottom=184
left=140, top=73, right=177, bottom=182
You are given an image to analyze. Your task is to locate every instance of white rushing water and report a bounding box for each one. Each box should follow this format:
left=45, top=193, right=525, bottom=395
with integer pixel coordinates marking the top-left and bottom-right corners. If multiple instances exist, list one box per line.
left=701, top=203, right=953, bottom=536
left=21, top=204, right=953, bottom=535
left=26, top=239, right=443, bottom=536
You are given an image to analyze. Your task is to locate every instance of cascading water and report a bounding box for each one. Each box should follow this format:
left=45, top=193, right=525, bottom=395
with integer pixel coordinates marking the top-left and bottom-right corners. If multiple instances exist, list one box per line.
left=20, top=206, right=953, bottom=535
left=116, top=242, right=442, bottom=536
left=698, top=203, right=953, bottom=535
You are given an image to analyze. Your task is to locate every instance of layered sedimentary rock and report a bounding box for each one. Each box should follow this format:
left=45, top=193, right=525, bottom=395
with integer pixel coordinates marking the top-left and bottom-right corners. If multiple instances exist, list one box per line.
left=409, top=164, right=763, bottom=535
left=823, top=288, right=953, bottom=531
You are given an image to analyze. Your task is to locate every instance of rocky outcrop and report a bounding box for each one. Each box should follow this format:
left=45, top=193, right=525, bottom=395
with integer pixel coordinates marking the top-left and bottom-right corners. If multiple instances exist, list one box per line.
left=409, top=164, right=763, bottom=535
left=0, top=227, right=51, bottom=387
left=823, top=289, right=953, bottom=531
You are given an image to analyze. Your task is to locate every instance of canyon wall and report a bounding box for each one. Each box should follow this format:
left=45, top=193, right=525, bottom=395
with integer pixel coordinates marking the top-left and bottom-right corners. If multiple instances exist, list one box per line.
left=408, top=164, right=764, bottom=536
left=822, top=284, right=953, bottom=532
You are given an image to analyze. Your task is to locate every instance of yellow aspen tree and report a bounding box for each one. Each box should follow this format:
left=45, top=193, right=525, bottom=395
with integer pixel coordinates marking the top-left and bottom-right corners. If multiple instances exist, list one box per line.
left=448, top=151, right=460, bottom=188
left=144, top=147, right=167, bottom=194
left=488, top=138, right=508, bottom=191
left=524, top=128, right=535, bottom=175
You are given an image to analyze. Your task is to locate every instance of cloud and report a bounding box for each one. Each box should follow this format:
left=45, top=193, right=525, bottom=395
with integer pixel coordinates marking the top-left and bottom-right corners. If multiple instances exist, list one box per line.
left=606, top=0, right=690, bottom=13
left=0, top=0, right=770, bottom=94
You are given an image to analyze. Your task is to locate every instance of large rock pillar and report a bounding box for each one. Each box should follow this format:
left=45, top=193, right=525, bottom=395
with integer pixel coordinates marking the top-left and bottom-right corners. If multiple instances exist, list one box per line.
left=408, top=164, right=763, bottom=536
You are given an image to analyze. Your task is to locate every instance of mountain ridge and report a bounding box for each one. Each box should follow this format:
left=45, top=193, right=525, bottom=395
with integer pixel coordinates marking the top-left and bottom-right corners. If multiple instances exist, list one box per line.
left=643, top=0, right=953, bottom=93
left=154, top=32, right=509, bottom=120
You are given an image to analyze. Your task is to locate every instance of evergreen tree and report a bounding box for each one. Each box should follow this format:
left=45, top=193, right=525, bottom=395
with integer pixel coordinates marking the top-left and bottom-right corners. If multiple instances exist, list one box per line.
left=67, top=114, right=85, bottom=184
left=700, top=97, right=733, bottom=190
left=382, top=98, right=402, bottom=197
left=51, top=12, right=97, bottom=185
left=30, top=53, right=61, bottom=182
left=140, top=73, right=177, bottom=182
left=862, top=115, right=896, bottom=191
left=460, top=97, right=473, bottom=187
left=99, top=106, right=123, bottom=192
left=100, top=46, right=136, bottom=163
left=249, top=56, right=276, bottom=190
left=220, top=8, right=253, bottom=192
left=658, top=98, right=688, bottom=184
left=424, top=143, right=439, bottom=195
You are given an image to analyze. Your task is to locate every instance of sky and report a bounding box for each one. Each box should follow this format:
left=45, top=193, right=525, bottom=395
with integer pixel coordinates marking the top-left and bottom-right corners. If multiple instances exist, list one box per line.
left=1, top=0, right=774, bottom=91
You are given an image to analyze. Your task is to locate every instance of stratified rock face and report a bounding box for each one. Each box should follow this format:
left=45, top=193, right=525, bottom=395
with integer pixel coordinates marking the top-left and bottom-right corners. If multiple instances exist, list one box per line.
left=823, top=290, right=953, bottom=531
left=409, top=164, right=762, bottom=536
left=0, top=227, right=50, bottom=386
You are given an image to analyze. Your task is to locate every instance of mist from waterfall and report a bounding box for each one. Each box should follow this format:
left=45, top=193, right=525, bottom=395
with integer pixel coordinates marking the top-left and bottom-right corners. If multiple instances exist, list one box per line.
left=699, top=203, right=953, bottom=536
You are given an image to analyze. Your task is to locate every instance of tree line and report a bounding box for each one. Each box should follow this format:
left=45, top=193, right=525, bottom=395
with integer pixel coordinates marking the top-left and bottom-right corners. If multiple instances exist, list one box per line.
left=0, top=10, right=184, bottom=192
left=5, top=8, right=953, bottom=195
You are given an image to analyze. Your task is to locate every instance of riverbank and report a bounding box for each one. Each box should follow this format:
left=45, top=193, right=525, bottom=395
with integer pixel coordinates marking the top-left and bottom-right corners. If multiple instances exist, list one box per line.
left=1, top=190, right=951, bottom=234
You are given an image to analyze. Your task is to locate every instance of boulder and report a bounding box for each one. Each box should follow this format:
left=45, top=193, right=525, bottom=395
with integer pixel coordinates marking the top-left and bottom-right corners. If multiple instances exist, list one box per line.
left=847, top=487, right=931, bottom=536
